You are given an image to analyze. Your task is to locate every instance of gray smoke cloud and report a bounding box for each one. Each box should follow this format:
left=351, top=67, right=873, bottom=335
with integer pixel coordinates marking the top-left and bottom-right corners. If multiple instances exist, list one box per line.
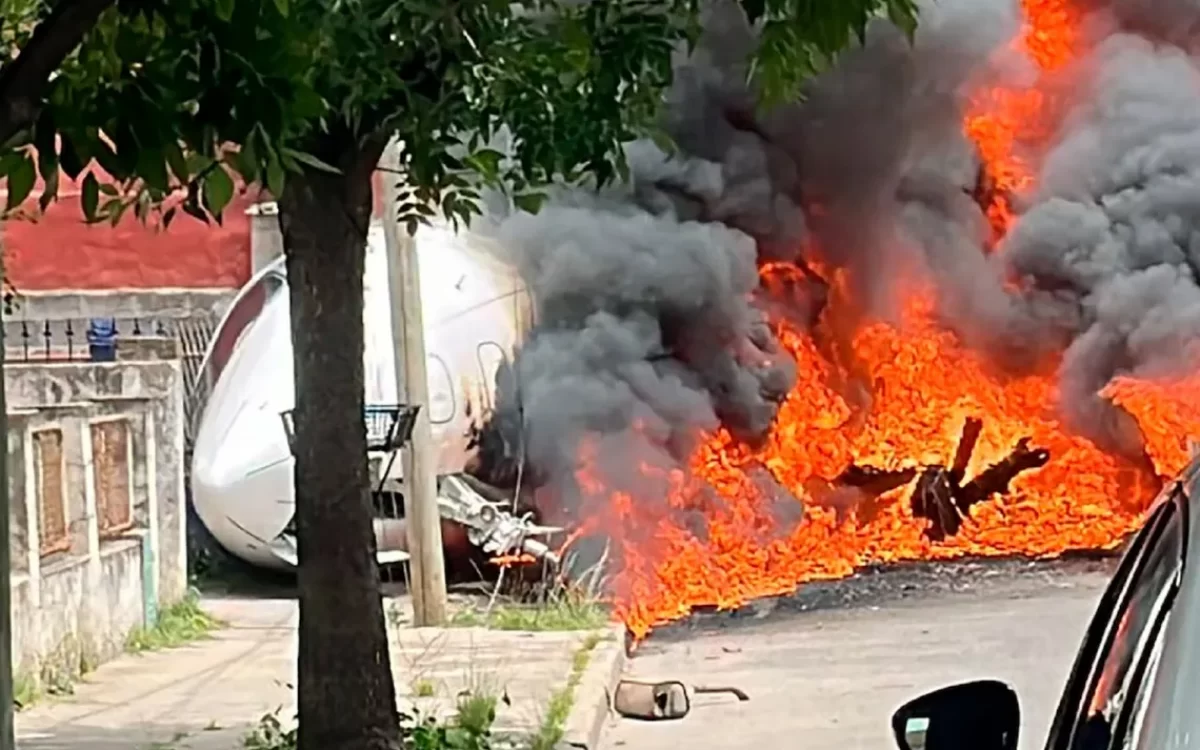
left=478, top=0, right=1200, bottom=507
left=996, top=31, right=1200, bottom=457
left=487, top=199, right=795, bottom=499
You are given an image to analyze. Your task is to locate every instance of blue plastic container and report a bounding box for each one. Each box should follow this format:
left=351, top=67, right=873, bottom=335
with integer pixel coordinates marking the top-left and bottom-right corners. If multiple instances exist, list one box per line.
left=86, top=318, right=118, bottom=362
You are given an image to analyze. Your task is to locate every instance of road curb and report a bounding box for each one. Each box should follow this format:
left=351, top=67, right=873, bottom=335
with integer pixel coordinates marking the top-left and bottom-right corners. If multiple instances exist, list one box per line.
left=559, top=623, right=627, bottom=750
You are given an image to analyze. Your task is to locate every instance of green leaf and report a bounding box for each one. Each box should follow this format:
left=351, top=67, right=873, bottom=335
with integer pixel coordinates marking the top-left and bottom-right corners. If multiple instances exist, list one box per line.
left=81, top=173, right=100, bottom=222
left=282, top=148, right=340, bottom=174
left=203, top=166, right=235, bottom=217
left=512, top=191, right=547, bottom=214
left=38, top=168, right=59, bottom=212
left=59, top=135, right=84, bottom=180
left=107, top=197, right=130, bottom=227
left=215, top=0, right=235, bottom=22
left=273, top=0, right=289, bottom=17
left=137, top=149, right=170, bottom=193
left=165, top=142, right=189, bottom=185
left=291, top=85, right=325, bottom=120
left=5, top=152, right=36, bottom=211
left=182, top=195, right=208, bottom=224
left=266, top=158, right=285, bottom=198
left=465, top=148, right=504, bottom=181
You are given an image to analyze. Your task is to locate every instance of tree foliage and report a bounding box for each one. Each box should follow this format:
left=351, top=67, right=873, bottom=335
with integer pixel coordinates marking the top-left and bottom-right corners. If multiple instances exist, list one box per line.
left=1, top=0, right=919, bottom=230
left=742, top=0, right=919, bottom=104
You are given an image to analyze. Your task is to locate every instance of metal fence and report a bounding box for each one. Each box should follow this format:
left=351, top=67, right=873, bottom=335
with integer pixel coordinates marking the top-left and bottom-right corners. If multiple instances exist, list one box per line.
left=3, top=316, right=175, bottom=363
left=176, top=316, right=218, bottom=451
left=2, top=314, right=221, bottom=452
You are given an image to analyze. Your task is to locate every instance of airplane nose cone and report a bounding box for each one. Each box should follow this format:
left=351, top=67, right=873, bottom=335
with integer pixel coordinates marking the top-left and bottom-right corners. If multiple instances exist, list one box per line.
left=191, top=395, right=295, bottom=542
left=191, top=287, right=296, bottom=553
left=193, top=399, right=291, bottom=495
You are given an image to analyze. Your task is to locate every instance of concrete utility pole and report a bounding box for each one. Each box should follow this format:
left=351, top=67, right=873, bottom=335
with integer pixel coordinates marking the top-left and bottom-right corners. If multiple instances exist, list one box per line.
left=0, top=260, right=14, bottom=748
left=380, top=140, right=448, bottom=626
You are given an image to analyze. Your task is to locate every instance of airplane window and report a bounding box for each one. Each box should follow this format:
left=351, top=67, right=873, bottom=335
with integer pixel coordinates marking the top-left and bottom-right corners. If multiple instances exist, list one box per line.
left=426, top=354, right=455, bottom=424
left=476, top=342, right=507, bottom=411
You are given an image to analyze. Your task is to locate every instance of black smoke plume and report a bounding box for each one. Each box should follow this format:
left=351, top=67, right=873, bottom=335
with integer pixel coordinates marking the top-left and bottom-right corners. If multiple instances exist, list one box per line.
left=474, top=0, right=1200, bottom=510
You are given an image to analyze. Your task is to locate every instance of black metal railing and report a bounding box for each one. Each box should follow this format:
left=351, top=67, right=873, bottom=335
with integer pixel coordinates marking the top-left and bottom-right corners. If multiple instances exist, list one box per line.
left=2, top=316, right=181, bottom=363
left=279, top=404, right=422, bottom=455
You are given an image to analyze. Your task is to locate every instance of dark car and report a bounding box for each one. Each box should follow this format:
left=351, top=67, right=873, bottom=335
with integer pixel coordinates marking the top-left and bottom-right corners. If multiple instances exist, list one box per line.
left=890, top=456, right=1200, bottom=750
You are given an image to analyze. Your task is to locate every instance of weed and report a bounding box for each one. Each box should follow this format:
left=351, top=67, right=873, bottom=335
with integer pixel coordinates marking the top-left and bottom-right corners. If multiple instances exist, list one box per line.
left=450, top=585, right=608, bottom=632
left=127, top=592, right=221, bottom=654
left=454, top=691, right=498, bottom=738
left=12, top=672, right=37, bottom=711
left=412, top=677, right=437, bottom=697
left=244, top=710, right=296, bottom=750
left=531, top=686, right=574, bottom=750
left=243, top=691, right=499, bottom=750
left=529, top=632, right=602, bottom=750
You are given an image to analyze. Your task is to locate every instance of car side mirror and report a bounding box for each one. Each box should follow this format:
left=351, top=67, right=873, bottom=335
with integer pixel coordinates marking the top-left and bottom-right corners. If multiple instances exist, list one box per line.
left=612, top=679, right=691, bottom=721
left=891, top=679, right=1019, bottom=750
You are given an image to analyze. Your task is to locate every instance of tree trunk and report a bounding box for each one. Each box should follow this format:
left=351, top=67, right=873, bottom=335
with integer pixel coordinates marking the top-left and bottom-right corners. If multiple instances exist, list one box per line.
left=277, top=139, right=399, bottom=750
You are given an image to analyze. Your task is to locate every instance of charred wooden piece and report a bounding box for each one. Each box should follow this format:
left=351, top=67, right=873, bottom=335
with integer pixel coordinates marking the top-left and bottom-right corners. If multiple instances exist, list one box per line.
left=949, top=417, right=983, bottom=485
left=911, top=420, right=1050, bottom=541
left=806, top=464, right=918, bottom=525
left=815, top=417, right=1051, bottom=541
left=835, top=464, right=919, bottom=497
left=912, top=466, right=962, bottom=540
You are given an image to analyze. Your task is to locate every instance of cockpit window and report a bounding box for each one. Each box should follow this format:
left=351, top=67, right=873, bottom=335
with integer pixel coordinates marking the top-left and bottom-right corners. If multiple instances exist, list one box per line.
left=207, top=273, right=284, bottom=385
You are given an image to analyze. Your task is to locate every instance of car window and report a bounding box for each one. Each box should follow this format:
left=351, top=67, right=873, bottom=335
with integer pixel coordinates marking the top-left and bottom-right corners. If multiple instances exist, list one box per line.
left=1120, top=611, right=1171, bottom=750
left=1066, top=492, right=1184, bottom=750
left=1046, top=499, right=1161, bottom=750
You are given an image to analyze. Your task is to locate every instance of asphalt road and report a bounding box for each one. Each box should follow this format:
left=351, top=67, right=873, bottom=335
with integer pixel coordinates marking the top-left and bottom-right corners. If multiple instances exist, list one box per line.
left=599, top=557, right=1116, bottom=750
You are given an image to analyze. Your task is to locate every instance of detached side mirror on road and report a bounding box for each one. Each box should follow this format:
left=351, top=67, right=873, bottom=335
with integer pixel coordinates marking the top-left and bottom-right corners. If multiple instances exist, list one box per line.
left=891, top=679, right=1020, bottom=750
left=613, top=680, right=691, bottom=721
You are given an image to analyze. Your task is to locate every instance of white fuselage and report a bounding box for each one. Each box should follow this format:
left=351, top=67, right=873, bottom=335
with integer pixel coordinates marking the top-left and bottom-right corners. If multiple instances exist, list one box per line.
left=189, top=219, right=531, bottom=569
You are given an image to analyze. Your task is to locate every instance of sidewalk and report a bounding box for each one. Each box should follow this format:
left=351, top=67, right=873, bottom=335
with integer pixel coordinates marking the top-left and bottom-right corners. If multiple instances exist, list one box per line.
left=15, top=596, right=622, bottom=750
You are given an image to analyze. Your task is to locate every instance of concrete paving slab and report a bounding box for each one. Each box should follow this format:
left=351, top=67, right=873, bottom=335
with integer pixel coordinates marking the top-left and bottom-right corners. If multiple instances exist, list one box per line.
left=15, top=595, right=613, bottom=749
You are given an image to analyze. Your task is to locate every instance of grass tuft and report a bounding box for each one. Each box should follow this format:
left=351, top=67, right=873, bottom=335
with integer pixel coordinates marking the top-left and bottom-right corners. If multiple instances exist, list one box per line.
left=450, top=584, right=608, bottom=632
left=529, top=631, right=603, bottom=750
left=126, top=592, right=221, bottom=653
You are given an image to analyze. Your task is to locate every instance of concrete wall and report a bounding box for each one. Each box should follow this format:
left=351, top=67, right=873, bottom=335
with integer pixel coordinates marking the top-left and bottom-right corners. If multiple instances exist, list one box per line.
left=6, top=288, right=235, bottom=321
left=5, top=359, right=187, bottom=690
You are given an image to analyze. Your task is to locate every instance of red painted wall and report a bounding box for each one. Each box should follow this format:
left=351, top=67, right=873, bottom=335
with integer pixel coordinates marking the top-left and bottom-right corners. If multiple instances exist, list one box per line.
left=3, top=172, right=255, bottom=291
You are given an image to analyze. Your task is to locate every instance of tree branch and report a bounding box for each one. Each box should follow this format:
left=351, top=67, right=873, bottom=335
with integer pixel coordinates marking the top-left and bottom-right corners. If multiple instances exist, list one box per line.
left=0, top=0, right=117, bottom=146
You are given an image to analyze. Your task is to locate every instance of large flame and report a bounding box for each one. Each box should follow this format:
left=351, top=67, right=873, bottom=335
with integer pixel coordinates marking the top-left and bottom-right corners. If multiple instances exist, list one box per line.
left=565, top=0, right=1200, bottom=641
left=963, top=0, right=1082, bottom=240
left=578, top=289, right=1188, bottom=639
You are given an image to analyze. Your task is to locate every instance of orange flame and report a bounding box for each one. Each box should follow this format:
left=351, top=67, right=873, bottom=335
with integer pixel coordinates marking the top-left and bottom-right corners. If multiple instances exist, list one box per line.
left=562, top=0, right=1200, bottom=642
left=964, top=0, right=1083, bottom=240
left=578, top=285, right=1191, bottom=640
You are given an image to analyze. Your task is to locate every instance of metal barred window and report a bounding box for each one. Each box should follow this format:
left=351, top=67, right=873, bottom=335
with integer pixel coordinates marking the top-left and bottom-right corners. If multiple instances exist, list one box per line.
left=34, top=428, right=69, bottom=556
left=91, top=419, right=134, bottom=538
